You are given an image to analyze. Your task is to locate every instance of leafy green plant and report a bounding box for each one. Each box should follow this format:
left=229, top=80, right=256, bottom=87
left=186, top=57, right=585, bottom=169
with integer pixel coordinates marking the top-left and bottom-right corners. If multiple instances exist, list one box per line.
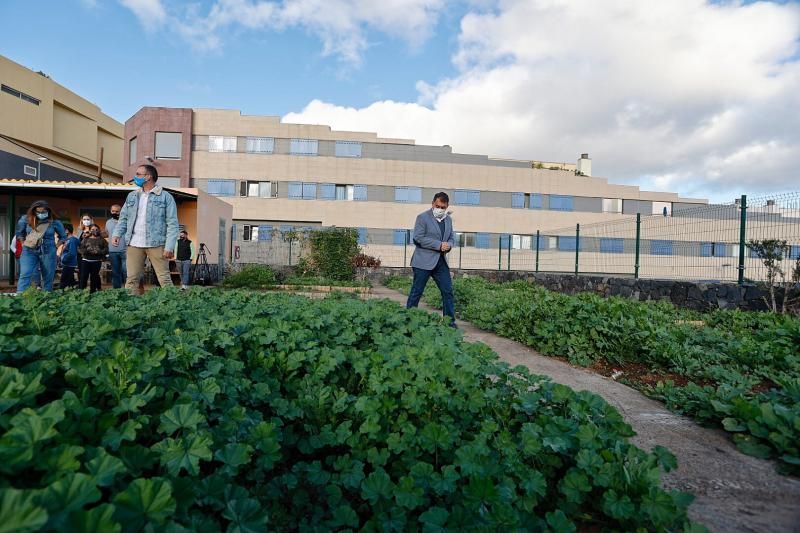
left=307, top=228, right=361, bottom=281
left=384, top=275, right=800, bottom=474
left=222, top=265, right=277, bottom=288
left=746, top=239, right=799, bottom=314
left=0, top=289, right=697, bottom=531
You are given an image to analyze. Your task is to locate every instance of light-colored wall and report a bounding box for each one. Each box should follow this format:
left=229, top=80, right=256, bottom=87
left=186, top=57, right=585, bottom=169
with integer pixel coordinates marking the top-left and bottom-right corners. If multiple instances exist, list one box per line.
left=0, top=54, right=123, bottom=180
left=172, top=188, right=233, bottom=265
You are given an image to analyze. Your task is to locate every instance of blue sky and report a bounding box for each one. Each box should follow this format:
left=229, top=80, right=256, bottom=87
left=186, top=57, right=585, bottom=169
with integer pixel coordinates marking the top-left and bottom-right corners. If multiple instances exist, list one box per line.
left=0, top=1, right=462, bottom=122
left=2, top=1, right=800, bottom=202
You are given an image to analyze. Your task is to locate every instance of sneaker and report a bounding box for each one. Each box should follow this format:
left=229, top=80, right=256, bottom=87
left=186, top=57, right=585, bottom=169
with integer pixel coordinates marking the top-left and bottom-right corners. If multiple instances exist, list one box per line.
left=181, top=285, right=187, bottom=291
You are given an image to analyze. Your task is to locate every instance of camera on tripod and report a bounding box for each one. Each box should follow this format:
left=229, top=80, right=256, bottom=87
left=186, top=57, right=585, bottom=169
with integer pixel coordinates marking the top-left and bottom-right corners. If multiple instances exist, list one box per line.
left=193, top=243, right=211, bottom=286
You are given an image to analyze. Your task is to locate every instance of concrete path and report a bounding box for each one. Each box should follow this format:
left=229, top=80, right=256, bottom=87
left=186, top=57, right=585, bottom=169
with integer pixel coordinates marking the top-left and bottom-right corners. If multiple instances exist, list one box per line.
left=373, top=286, right=800, bottom=533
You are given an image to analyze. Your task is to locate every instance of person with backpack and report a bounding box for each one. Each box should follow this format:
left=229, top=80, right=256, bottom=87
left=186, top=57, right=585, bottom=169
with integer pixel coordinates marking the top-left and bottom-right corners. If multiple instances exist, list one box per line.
left=59, top=223, right=80, bottom=289
left=78, top=223, right=109, bottom=293
left=15, top=200, right=66, bottom=293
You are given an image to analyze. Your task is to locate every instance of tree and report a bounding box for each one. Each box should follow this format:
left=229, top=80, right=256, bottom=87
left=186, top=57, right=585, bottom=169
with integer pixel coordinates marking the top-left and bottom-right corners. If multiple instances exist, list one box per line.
left=746, top=239, right=799, bottom=314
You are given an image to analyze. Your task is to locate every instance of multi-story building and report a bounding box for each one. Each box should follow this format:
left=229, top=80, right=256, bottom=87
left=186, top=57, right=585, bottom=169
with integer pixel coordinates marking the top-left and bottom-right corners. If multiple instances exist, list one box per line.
left=124, top=107, right=710, bottom=270
left=0, top=55, right=124, bottom=183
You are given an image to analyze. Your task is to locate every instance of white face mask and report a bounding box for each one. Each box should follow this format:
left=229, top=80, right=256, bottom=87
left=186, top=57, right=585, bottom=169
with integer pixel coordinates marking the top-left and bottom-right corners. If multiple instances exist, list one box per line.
left=432, top=207, right=447, bottom=220
left=82, top=219, right=92, bottom=227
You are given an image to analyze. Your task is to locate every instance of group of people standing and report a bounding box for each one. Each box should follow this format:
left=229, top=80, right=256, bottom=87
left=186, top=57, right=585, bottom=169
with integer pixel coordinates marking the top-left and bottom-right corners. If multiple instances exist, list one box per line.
left=13, top=164, right=194, bottom=294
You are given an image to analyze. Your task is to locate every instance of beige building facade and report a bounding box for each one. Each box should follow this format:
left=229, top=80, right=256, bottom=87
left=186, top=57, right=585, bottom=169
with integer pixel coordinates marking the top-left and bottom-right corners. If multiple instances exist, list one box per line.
left=124, top=107, right=716, bottom=272
left=0, top=55, right=124, bottom=183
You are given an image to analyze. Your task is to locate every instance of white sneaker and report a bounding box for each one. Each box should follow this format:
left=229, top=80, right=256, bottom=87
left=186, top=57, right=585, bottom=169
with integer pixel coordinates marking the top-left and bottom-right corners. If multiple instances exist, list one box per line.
left=181, top=285, right=187, bottom=290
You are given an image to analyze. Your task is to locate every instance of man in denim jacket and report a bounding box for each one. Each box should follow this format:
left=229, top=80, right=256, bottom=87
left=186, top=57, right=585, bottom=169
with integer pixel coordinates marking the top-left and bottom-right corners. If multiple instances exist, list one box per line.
left=111, top=164, right=179, bottom=290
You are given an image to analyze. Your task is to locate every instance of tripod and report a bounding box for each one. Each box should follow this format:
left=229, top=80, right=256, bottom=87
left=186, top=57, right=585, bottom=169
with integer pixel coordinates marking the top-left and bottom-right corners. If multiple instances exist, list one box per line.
left=193, top=243, right=211, bottom=286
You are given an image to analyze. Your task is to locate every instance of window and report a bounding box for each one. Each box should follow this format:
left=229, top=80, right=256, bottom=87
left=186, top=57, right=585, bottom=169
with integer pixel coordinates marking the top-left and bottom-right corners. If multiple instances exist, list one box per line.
left=529, top=194, right=543, bottom=209
left=701, top=242, right=728, bottom=257
left=789, top=245, right=800, bottom=260
left=129, top=137, right=137, bottom=165
left=393, top=229, right=409, bottom=246
left=288, top=182, right=317, bottom=199
left=290, top=138, right=318, bottom=156
left=650, top=240, right=673, bottom=255
left=243, top=225, right=259, bottom=241
left=246, top=137, right=274, bottom=153
left=1, top=84, right=39, bottom=105
left=357, top=228, right=368, bottom=245
left=336, top=184, right=352, bottom=200
left=155, top=132, right=182, bottom=160
left=511, top=193, right=525, bottom=209
left=240, top=180, right=276, bottom=198
left=395, top=186, right=422, bottom=203
left=209, top=136, right=237, bottom=152
left=454, top=189, right=480, bottom=206
left=550, top=195, right=574, bottom=211
left=512, top=235, right=532, bottom=249
left=535, top=235, right=549, bottom=250
left=258, top=225, right=273, bottom=241
left=158, top=177, right=181, bottom=188
left=206, top=179, right=236, bottom=197
left=652, top=201, right=672, bottom=216
left=476, top=233, right=491, bottom=249
left=456, top=232, right=476, bottom=247
left=558, top=236, right=579, bottom=251
left=602, top=198, right=622, bottom=213
left=600, top=238, right=624, bottom=253
left=335, top=141, right=362, bottom=158
left=23, top=165, right=36, bottom=177
left=320, top=183, right=336, bottom=200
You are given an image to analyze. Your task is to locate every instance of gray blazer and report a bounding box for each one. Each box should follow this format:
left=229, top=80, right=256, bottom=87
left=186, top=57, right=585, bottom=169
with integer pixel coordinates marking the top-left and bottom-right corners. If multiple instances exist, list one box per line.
left=410, top=209, right=455, bottom=270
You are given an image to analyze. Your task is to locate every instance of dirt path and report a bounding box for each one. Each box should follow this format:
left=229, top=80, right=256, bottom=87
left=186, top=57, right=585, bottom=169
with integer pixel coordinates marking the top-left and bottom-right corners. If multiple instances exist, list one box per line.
left=372, top=287, right=800, bottom=533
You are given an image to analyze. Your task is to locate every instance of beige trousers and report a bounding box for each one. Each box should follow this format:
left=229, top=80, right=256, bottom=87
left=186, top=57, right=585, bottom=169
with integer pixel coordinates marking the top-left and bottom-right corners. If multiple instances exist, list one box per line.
left=125, top=246, right=173, bottom=290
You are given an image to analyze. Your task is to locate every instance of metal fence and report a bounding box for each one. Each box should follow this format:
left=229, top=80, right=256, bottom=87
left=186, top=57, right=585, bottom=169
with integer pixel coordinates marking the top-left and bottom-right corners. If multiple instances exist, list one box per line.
left=232, top=192, right=800, bottom=283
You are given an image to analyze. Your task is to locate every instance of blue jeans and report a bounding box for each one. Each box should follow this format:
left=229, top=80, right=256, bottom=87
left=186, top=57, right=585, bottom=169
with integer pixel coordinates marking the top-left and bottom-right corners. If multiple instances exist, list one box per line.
left=406, top=255, right=456, bottom=326
left=109, top=251, right=127, bottom=289
left=177, top=260, right=191, bottom=286
left=18, top=247, right=55, bottom=292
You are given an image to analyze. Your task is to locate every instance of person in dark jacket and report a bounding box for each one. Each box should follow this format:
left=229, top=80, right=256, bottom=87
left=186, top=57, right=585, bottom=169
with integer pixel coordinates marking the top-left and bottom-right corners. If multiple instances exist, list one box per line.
left=175, top=230, right=195, bottom=290
left=59, top=223, right=79, bottom=289
left=78, top=224, right=109, bottom=293
left=15, top=200, right=66, bottom=293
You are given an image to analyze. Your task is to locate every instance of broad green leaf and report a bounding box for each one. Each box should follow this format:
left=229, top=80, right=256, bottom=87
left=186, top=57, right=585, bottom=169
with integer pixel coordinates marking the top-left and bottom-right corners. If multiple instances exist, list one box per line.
left=0, top=367, right=44, bottom=414
left=158, top=404, right=206, bottom=435
left=601, top=490, right=635, bottom=520
left=214, top=443, right=253, bottom=470
left=394, top=476, right=424, bottom=509
left=0, top=401, right=65, bottom=467
left=641, top=488, right=677, bottom=524
left=38, top=473, right=101, bottom=516
left=361, top=469, right=394, bottom=503
left=330, top=504, right=359, bottom=529
left=559, top=470, right=591, bottom=503
left=652, top=445, right=678, bottom=472
left=222, top=497, right=268, bottom=533
left=733, top=435, right=773, bottom=459
left=112, top=478, right=176, bottom=529
left=41, top=444, right=84, bottom=483
left=67, top=503, right=121, bottom=533
left=722, top=417, right=746, bottom=432
left=545, top=510, right=576, bottom=533
left=102, top=419, right=142, bottom=451
left=419, top=507, right=449, bottom=529
left=85, top=448, right=127, bottom=487
left=0, top=488, right=48, bottom=533
left=152, top=434, right=213, bottom=476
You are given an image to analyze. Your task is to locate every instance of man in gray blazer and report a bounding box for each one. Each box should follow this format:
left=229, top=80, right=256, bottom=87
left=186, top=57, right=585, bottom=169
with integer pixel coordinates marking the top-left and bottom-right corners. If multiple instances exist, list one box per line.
left=406, top=192, right=456, bottom=327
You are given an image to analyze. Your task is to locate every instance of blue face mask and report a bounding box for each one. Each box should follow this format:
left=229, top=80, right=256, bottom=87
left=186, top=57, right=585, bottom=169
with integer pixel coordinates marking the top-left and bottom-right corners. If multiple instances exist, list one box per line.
left=133, top=176, right=146, bottom=187
left=36, top=212, right=49, bottom=220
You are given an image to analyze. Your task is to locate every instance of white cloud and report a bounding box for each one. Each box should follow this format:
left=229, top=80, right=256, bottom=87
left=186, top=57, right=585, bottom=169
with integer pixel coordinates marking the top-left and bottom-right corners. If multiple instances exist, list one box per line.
left=119, top=0, right=168, bottom=27
left=285, top=0, right=800, bottom=201
left=119, top=0, right=445, bottom=62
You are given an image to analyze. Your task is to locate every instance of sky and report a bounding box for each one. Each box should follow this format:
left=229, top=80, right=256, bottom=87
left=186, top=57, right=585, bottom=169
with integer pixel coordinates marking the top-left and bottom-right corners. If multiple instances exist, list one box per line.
left=1, top=0, right=799, bottom=203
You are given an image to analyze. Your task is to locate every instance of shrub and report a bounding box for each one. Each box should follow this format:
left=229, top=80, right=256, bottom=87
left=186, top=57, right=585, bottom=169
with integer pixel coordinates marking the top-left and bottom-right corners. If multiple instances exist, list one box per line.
left=222, top=264, right=277, bottom=288
left=307, top=228, right=361, bottom=281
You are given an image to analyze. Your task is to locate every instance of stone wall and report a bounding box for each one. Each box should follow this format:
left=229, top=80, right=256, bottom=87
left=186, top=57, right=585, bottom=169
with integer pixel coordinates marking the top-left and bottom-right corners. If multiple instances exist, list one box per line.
left=364, top=267, right=800, bottom=312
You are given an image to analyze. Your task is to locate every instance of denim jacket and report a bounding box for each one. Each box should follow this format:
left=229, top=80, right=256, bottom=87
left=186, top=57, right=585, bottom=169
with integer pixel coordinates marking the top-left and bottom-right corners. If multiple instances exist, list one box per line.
left=15, top=216, right=66, bottom=254
left=113, top=186, right=179, bottom=252
left=60, top=236, right=79, bottom=267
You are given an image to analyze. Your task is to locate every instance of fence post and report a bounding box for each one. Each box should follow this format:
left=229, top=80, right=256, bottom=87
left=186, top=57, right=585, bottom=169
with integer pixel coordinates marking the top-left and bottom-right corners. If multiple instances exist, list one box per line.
left=575, top=224, right=580, bottom=275
left=535, top=230, right=540, bottom=273
left=459, top=242, right=462, bottom=270
left=498, top=236, right=502, bottom=270
left=737, top=194, right=747, bottom=285
left=288, top=239, right=293, bottom=266
left=7, top=193, right=15, bottom=282
left=403, top=232, right=408, bottom=268
left=507, top=234, right=512, bottom=271
left=634, top=213, right=641, bottom=279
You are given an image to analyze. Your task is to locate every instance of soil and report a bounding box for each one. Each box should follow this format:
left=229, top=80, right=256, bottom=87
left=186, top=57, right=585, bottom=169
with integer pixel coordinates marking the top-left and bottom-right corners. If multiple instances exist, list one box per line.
left=374, top=286, right=800, bottom=533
